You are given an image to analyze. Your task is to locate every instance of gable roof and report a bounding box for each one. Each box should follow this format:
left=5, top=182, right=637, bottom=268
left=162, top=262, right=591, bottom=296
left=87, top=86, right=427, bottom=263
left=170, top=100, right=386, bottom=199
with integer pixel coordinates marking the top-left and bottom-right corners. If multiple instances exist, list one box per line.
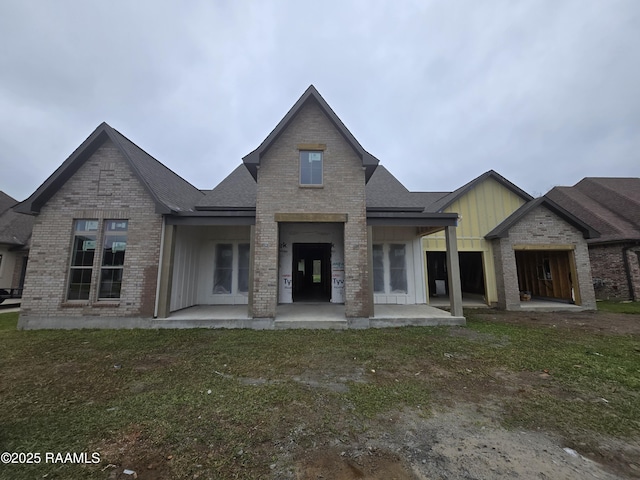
left=485, top=196, right=599, bottom=240
left=546, top=177, right=640, bottom=244
left=0, top=191, right=16, bottom=216
left=365, top=165, right=448, bottom=211
left=15, top=123, right=204, bottom=215
left=196, top=164, right=257, bottom=210
left=426, top=170, right=533, bottom=213
left=242, top=85, right=379, bottom=182
left=0, top=192, right=33, bottom=247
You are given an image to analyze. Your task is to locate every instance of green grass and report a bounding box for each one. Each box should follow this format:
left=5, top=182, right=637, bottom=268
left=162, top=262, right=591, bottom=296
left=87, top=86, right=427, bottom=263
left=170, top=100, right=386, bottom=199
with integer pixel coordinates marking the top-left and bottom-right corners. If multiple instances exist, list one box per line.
left=597, top=300, right=640, bottom=314
left=1, top=311, right=639, bottom=479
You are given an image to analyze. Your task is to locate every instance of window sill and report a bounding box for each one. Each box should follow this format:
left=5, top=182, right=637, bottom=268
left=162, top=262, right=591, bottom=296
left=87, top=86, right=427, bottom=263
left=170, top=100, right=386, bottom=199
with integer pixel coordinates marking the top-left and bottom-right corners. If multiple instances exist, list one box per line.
left=299, top=184, right=324, bottom=189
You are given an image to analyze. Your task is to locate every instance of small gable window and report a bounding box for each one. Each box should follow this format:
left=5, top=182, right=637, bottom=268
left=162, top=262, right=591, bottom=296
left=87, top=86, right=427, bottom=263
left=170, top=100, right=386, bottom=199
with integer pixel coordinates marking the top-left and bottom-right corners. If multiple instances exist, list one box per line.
left=300, top=151, right=323, bottom=186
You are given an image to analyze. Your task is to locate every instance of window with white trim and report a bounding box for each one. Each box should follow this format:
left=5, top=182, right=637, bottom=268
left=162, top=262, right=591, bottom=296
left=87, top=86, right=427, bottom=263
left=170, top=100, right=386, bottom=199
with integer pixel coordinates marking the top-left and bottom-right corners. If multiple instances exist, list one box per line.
left=213, top=243, right=250, bottom=294
left=372, top=243, right=408, bottom=294
left=300, top=150, right=323, bottom=185
left=372, top=245, right=384, bottom=293
left=389, top=244, right=408, bottom=293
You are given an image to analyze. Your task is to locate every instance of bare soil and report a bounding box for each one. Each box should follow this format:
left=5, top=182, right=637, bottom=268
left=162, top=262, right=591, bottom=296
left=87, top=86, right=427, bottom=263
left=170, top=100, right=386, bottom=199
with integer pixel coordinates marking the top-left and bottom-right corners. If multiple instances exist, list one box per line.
left=472, top=308, right=640, bottom=335
left=288, top=310, right=640, bottom=480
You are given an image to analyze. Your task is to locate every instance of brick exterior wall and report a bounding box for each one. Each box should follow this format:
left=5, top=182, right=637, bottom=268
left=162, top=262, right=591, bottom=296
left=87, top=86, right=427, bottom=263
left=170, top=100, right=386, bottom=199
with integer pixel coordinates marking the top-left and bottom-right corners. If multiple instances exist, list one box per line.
left=19, top=139, right=162, bottom=326
left=492, top=205, right=596, bottom=310
left=589, top=243, right=640, bottom=301
left=251, top=100, right=370, bottom=318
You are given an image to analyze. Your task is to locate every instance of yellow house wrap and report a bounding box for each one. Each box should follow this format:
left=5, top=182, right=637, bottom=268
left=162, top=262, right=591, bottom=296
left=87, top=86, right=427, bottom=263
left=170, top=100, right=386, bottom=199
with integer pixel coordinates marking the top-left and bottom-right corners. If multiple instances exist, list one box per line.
left=422, top=172, right=531, bottom=305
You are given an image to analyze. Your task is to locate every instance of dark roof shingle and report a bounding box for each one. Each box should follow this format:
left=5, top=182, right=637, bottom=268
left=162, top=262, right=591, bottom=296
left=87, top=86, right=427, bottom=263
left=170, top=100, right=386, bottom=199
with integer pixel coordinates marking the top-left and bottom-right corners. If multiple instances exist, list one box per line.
left=0, top=192, right=33, bottom=246
left=15, top=123, right=204, bottom=215
left=546, top=177, right=640, bottom=243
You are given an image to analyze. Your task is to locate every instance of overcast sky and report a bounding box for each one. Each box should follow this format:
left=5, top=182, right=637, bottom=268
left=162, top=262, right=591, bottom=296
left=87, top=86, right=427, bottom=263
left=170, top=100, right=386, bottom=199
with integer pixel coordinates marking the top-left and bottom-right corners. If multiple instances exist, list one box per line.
left=1, top=1, right=638, bottom=201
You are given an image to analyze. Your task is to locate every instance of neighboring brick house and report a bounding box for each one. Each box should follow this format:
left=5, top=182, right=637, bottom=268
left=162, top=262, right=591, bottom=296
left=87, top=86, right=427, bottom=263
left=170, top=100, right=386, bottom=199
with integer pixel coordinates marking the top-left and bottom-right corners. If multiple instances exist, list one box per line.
left=0, top=191, right=33, bottom=303
left=546, top=178, right=640, bottom=301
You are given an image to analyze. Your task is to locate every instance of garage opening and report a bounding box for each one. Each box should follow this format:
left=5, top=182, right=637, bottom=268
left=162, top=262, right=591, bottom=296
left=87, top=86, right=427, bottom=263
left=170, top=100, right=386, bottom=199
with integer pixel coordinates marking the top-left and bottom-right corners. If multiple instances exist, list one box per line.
left=292, top=243, right=331, bottom=302
left=426, top=251, right=486, bottom=301
left=515, top=250, right=575, bottom=303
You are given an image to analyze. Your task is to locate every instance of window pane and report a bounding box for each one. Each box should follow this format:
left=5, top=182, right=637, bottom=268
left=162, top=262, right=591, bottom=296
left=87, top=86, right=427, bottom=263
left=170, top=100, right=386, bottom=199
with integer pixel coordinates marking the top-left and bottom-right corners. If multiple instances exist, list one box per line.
left=300, top=151, right=323, bottom=185
left=99, top=219, right=128, bottom=299
left=106, top=220, right=128, bottom=232
left=68, top=268, right=92, bottom=300
left=214, top=244, right=233, bottom=293
left=76, top=220, right=98, bottom=232
left=71, top=235, right=96, bottom=266
left=102, top=235, right=127, bottom=266
left=99, top=268, right=123, bottom=299
left=373, top=244, right=384, bottom=293
left=389, top=244, right=407, bottom=293
left=237, top=243, right=250, bottom=293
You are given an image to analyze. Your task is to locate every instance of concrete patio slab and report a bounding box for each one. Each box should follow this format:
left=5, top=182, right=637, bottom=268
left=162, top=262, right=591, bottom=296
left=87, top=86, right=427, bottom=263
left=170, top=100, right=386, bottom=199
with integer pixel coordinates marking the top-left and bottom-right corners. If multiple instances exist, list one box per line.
left=159, top=303, right=465, bottom=329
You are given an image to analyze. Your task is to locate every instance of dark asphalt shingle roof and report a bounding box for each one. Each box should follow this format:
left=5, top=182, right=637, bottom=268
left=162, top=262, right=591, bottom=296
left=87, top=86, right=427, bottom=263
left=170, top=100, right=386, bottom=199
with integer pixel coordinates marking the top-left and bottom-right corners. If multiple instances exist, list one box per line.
left=365, top=165, right=448, bottom=210
left=15, top=123, right=204, bottom=215
left=0, top=192, right=33, bottom=246
left=486, top=196, right=599, bottom=240
left=0, top=191, right=16, bottom=215
left=197, top=165, right=257, bottom=210
left=545, top=177, right=640, bottom=244
left=196, top=163, right=449, bottom=213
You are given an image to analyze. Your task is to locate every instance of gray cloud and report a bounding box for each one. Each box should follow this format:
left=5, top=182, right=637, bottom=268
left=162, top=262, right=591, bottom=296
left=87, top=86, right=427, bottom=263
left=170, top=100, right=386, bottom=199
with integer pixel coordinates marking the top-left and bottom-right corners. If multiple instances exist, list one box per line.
left=1, top=0, right=638, bottom=201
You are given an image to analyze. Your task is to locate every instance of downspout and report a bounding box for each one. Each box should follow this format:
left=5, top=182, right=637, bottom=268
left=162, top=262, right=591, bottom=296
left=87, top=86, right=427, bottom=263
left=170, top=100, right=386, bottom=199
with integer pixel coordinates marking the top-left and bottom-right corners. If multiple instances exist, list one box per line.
left=153, top=216, right=166, bottom=318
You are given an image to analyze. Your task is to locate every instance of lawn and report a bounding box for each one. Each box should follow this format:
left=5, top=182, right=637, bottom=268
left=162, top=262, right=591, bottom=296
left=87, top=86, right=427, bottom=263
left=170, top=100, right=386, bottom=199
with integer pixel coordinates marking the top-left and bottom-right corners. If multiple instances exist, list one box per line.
left=597, top=300, right=640, bottom=315
left=1, top=310, right=639, bottom=479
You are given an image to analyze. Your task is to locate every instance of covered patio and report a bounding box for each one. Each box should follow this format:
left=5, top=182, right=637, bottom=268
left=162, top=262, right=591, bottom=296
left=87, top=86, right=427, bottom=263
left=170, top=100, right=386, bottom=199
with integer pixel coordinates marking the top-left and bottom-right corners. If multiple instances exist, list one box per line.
left=155, top=303, right=464, bottom=329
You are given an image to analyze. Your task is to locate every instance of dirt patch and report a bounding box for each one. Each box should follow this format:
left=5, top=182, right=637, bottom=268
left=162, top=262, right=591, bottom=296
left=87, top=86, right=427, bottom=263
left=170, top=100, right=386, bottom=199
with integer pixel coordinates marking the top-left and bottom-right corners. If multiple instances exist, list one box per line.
left=472, top=309, right=640, bottom=335
left=296, top=447, right=414, bottom=479
left=93, top=426, right=172, bottom=480
left=289, top=404, right=636, bottom=480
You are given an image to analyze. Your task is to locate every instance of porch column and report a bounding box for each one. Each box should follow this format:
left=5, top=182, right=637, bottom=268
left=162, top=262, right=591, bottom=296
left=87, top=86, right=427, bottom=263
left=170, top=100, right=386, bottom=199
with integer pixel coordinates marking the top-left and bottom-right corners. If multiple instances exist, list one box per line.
left=366, top=225, right=375, bottom=317
left=445, top=225, right=463, bottom=317
left=156, top=224, right=176, bottom=319
left=247, top=225, right=256, bottom=317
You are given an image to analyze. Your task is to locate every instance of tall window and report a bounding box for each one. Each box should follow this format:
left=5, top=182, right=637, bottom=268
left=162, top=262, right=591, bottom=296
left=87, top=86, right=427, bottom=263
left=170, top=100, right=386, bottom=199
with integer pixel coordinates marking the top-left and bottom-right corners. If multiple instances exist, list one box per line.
left=372, top=245, right=385, bottom=293
left=213, top=243, right=250, bottom=294
left=99, top=220, right=128, bottom=299
left=68, top=220, right=98, bottom=300
left=389, top=244, right=407, bottom=293
left=213, top=244, right=233, bottom=293
left=300, top=151, right=323, bottom=185
left=237, top=243, right=250, bottom=293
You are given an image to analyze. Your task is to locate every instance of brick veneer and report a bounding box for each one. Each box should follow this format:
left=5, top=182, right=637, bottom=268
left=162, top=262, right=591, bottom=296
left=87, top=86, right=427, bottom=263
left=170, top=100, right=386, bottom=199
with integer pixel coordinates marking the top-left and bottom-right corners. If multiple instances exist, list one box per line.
left=19, top=139, right=162, bottom=326
left=492, top=205, right=596, bottom=310
left=589, top=243, right=640, bottom=301
left=251, top=100, right=371, bottom=318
